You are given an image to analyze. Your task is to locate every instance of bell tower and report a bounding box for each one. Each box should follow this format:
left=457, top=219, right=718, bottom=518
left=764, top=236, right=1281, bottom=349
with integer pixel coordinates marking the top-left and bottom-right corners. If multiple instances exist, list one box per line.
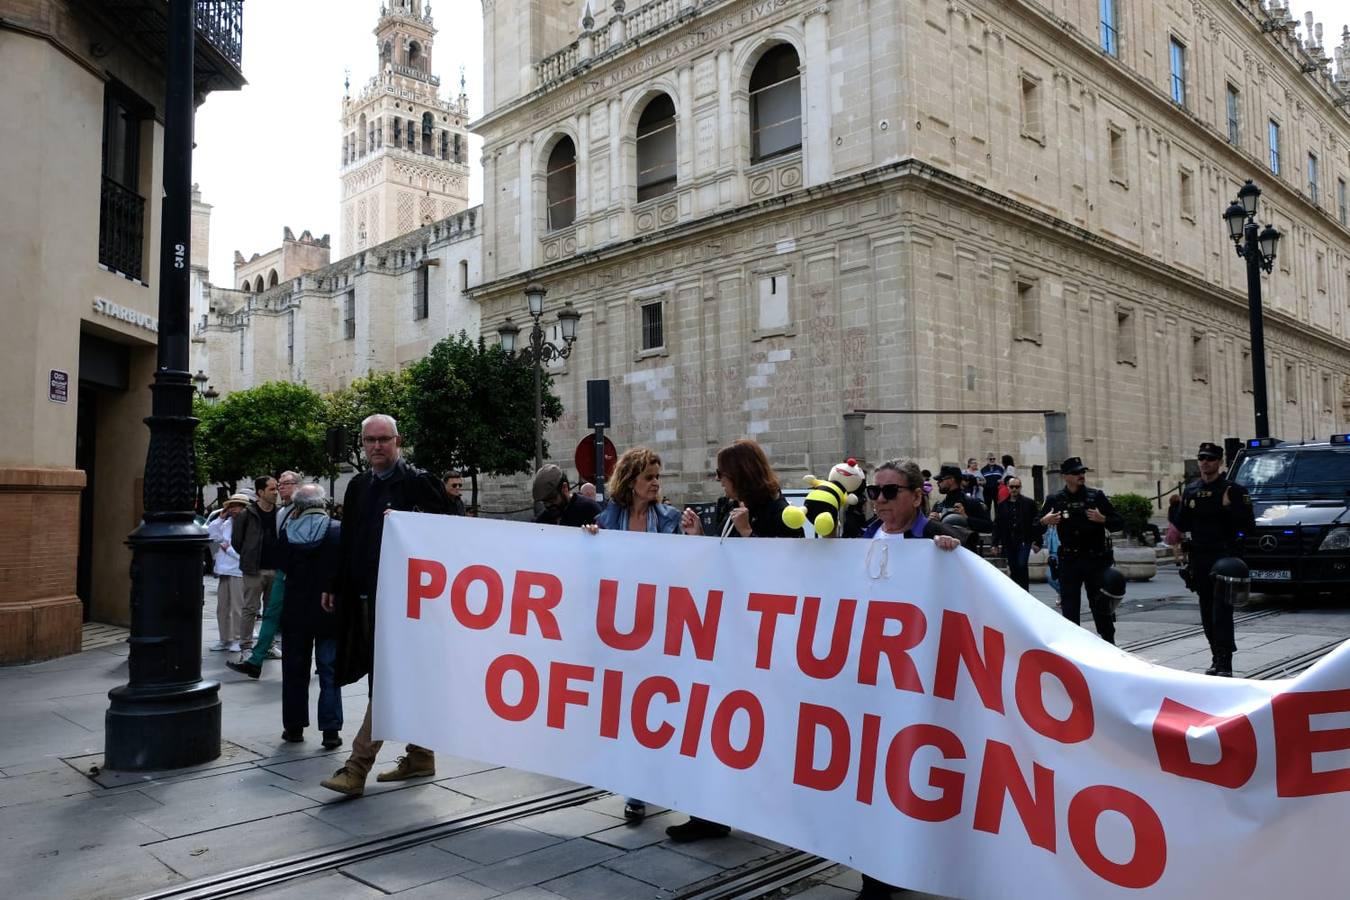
left=339, top=0, right=471, bottom=254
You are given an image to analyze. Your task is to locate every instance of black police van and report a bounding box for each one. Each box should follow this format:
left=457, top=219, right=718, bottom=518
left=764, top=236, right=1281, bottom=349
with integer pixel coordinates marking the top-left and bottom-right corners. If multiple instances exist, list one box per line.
left=1229, top=434, right=1350, bottom=596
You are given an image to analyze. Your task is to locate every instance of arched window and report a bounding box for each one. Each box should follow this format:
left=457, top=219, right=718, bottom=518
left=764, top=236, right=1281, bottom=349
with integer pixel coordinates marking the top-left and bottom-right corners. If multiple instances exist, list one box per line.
left=749, top=44, right=802, bottom=163
left=267, top=269, right=279, bottom=288
left=254, top=276, right=265, bottom=293
left=422, top=112, right=434, bottom=156
left=380, top=41, right=392, bottom=70
left=636, top=94, right=677, bottom=202
left=546, top=137, right=577, bottom=231
left=408, top=41, right=423, bottom=72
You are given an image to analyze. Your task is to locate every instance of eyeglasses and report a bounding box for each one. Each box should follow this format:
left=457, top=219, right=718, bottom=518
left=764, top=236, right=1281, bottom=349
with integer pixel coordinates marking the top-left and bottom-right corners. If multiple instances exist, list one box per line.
left=362, top=435, right=396, bottom=445
left=447, top=483, right=463, bottom=489
left=865, top=484, right=912, bottom=500
left=1008, top=484, right=1022, bottom=491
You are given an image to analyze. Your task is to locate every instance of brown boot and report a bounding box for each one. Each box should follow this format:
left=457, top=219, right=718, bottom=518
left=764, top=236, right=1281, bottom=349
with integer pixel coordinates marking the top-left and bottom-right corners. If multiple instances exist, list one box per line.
left=376, top=754, right=435, bottom=782
left=320, top=766, right=366, bottom=797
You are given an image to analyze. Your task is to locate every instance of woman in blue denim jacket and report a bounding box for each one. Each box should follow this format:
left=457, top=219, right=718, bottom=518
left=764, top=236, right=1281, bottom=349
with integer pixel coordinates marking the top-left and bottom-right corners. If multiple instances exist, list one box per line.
left=590, top=446, right=703, bottom=536
left=586, top=446, right=702, bottom=824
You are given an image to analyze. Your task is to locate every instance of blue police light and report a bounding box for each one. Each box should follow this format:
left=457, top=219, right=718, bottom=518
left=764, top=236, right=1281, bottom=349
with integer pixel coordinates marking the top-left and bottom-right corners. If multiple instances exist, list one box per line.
left=1247, top=438, right=1281, bottom=448
left=1331, top=434, right=1349, bottom=445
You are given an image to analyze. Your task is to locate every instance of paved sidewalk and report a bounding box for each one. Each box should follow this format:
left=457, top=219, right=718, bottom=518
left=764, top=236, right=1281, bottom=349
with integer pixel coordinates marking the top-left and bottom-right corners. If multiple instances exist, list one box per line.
left=0, top=566, right=1310, bottom=899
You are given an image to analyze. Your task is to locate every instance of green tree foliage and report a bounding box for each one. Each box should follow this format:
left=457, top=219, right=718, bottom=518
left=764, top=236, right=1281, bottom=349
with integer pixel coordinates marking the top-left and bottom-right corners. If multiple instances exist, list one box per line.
left=324, top=370, right=412, bottom=471
left=405, top=332, right=562, bottom=505
left=1112, top=492, right=1155, bottom=539
left=195, top=382, right=332, bottom=488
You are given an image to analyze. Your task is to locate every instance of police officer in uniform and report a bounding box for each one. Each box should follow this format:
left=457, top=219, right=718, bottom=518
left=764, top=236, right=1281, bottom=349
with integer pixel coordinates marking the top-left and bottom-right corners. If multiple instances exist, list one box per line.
left=1040, top=457, right=1124, bottom=643
left=1176, top=442, right=1254, bottom=677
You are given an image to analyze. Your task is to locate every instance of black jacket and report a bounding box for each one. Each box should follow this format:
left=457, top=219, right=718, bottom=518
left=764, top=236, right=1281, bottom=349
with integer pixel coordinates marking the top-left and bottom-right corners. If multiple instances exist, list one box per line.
left=932, top=489, right=992, bottom=533
left=1040, top=486, right=1123, bottom=560
left=994, top=494, right=1043, bottom=548
left=1177, top=476, right=1254, bottom=556
left=535, top=493, right=602, bottom=527
left=333, top=458, right=450, bottom=685
left=717, top=494, right=802, bottom=538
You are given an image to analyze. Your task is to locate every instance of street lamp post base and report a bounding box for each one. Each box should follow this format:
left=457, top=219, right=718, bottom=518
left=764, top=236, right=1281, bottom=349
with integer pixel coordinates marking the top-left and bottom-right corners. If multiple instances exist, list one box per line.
left=105, top=680, right=221, bottom=771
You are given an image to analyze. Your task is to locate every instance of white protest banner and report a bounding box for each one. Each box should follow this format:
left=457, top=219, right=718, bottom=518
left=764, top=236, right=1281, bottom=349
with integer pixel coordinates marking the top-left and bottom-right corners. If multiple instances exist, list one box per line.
left=373, top=514, right=1350, bottom=899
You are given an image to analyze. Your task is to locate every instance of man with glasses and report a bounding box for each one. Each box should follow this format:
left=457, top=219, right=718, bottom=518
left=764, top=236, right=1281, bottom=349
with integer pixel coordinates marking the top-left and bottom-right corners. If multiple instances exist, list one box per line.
left=1040, top=457, right=1123, bottom=643
left=932, top=463, right=992, bottom=535
left=1176, top=442, right=1253, bottom=677
left=993, top=477, right=1042, bottom=589
left=320, top=414, right=451, bottom=797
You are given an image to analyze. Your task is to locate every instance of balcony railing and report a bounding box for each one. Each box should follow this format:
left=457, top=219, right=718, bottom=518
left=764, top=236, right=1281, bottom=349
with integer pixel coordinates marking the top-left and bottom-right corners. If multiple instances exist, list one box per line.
left=100, top=176, right=146, bottom=281
left=195, top=0, right=243, bottom=70
left=390, top=61, right=440, bottom=86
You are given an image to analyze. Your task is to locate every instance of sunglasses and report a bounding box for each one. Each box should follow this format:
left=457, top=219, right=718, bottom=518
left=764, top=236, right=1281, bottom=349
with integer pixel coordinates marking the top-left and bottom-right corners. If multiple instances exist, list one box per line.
left=865, top=484, right=912, bottom=500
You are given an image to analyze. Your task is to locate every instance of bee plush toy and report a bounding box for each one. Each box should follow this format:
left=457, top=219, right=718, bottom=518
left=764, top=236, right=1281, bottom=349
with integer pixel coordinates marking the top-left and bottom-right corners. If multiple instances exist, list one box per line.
left=782, top=458, right=866, bottom=537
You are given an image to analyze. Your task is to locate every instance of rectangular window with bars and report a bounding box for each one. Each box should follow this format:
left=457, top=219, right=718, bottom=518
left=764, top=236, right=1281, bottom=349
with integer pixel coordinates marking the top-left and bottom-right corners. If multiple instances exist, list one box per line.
left=640, top=301, right=664, bottom=351
left=99, top=82, right=148, bottom=280
left=344, top=292, right=356, bottom=340
left=1225, top=84, right=1240, bottom=144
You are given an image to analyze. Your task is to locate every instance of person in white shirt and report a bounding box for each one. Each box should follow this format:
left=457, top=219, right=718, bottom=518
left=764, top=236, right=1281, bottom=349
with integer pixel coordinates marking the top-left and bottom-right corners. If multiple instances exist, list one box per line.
left=208, top=494, right=249, bottom=652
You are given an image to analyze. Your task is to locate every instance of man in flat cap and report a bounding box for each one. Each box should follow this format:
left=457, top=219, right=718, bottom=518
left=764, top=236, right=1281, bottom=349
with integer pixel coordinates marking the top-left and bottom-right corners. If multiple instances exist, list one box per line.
left=1177, top=442, right=1254, bottom=676
left=1040, top=457, right=1124, bottom=643
left=532, top=463, right=602, bottom=527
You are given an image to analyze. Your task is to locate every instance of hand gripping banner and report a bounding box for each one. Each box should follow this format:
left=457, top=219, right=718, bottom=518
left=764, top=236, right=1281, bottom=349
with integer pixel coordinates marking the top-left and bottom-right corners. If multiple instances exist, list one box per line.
left=372, top=514, right=1350, bottom=898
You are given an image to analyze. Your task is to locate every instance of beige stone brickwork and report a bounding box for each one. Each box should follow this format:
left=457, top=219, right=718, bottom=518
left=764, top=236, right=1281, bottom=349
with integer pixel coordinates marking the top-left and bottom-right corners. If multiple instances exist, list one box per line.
left=234, top=227, right=332, bottom=293
left=466, top=0, right=1350, bottom=507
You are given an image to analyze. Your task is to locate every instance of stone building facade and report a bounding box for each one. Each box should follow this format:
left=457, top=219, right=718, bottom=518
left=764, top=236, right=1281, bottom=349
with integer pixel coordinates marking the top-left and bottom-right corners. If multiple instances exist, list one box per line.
left=468, top=0, right=1350, bottom=507
left=197, top=209, right=481, bottom=396
left=233, top=228, right=333, bottom=293
left=0, top=2, right=245, bottom=661
left=340, top=0, right=472, bottom=255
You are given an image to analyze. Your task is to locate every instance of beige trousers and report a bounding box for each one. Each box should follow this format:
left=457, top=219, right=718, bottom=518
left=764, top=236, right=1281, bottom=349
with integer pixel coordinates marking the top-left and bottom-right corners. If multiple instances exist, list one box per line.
left=345, top=698, right=435, bottom=779
left=240, top=569, right=276, bottom=643
left=215, top=575, right=245, bottom=645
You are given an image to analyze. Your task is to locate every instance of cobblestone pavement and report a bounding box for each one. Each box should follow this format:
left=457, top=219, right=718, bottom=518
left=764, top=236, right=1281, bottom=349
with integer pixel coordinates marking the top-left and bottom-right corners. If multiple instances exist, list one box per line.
left=1, top=566, right=1343, bottom=899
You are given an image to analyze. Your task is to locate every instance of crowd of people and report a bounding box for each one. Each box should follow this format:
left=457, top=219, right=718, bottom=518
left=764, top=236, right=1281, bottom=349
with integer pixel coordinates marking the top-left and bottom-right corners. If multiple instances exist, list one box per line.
left=208, top=413, right=1250, bottom=900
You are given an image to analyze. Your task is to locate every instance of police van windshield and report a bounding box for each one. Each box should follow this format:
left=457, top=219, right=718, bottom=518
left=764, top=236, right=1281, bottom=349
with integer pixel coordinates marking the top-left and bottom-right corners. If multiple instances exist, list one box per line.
left=1232, top=448, right=1350, bottom=496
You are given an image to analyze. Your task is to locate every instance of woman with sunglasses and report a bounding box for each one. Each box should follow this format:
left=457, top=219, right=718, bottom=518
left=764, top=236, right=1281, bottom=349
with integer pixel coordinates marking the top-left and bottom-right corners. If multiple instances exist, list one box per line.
left=664, top=438, right=800, bottom=845
left=855, top=458, right=958, bottom=899
left=711, top=438, right=801, bottom=539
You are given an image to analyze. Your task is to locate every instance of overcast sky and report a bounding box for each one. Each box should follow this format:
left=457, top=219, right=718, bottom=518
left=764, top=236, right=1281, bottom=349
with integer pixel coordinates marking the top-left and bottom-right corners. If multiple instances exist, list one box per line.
left=191, top=0, right=1348, bottom=286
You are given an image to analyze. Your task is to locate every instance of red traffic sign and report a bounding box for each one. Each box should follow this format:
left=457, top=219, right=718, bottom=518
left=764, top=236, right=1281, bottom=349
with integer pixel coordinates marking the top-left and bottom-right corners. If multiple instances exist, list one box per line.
left=575, top=435, right=618, bottom=482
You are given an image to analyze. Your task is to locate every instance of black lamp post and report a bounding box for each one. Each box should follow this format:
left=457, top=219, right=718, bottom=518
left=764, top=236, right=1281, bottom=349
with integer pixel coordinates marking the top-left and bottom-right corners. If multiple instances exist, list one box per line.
left=496, top=284, right=581, bottom=472
left=1223, top=180, right=1282, bottom=440
left=104, top=0, right=221, bottom=771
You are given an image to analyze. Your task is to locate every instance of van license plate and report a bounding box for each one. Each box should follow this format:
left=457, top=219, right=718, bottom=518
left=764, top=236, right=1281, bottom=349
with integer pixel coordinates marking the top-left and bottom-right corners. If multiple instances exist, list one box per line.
left=1250, top=570, right=1291, bottom=581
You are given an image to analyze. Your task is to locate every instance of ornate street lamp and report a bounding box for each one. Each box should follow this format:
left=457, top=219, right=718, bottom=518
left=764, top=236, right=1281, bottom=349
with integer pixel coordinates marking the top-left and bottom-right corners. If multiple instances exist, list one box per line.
left=104, top=0, right=220, bottom=771
left=203, top=384, right=220, bottom=405
left=1222, top=179, right=1282, bottom=439
left=192, top=369, right=208, bottom=394
left=497, top=285, right=582, bottom=471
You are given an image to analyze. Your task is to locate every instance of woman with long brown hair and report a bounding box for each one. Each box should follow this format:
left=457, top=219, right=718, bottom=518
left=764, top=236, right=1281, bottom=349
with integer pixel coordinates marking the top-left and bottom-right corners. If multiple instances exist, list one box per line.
left=664, top=438, right=801, bottom=844
left=712, top=437, right=799, bottom=539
